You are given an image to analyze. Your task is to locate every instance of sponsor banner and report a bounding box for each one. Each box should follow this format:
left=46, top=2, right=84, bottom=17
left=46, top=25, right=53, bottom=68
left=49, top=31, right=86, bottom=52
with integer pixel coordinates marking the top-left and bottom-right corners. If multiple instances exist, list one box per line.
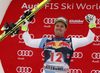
left=45, top=3, right=100, bottom=10
left=0, top=0, right=100, bottom=73
left=93, top=35, right=100, bottom=46
left=72, top=52, right=83, bottom=59
left=43, top=18, right=56, bottom=28
left=91, top=70, right=100, bottom=73
left=69, top=19, right=84, bottom=24
left=16, top=66, right=32, bottom=73
left=69, top=69, right=82, bottom=73
left=42, top=34, right=55, bottom=38
left=17, top=50, right=33, bottom=60
left=91, top=52, right=100, bottom=63
left=96, top=18, right=100, bottom=29
left=21, top=3, right=39, bottom=10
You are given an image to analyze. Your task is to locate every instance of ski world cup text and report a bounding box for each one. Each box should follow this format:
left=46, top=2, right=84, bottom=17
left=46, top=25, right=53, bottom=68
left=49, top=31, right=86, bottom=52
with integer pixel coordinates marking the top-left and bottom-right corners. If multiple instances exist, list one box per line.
left=45, top=3, right=100, bottom=10
left=21, top=3, right=100, bottom=10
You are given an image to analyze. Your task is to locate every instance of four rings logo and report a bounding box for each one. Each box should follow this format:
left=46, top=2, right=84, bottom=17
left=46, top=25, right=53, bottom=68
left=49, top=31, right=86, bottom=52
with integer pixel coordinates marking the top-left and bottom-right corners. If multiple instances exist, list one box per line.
left=43, top=18, right=56, bottom=24
left=96, top=18, right=100, bottom=28
left=91, top=52, right=100, bottom=59
left=29, top=18, right=36, bottom=24
left=42, top=34, right=55, bottom=38
left=16, top=66, right=32, bottom=73
left=40, top=68, right=43, bottom=73
left=97, top=18, right=100, bottom=25
left=91, top=70, right=100, bottom=73
left=69, top=69, right=82, bottom=73
left=41, top=51, right=45, bottom=61
left=18, top=33, right=34, bottom=43
left=94, top=35, right=100, bottom=42
left=67, top=35, right=83, bottom=38
left=17, top=50, right=33, bottom=57
left=72, top=52, right=83, bottom=58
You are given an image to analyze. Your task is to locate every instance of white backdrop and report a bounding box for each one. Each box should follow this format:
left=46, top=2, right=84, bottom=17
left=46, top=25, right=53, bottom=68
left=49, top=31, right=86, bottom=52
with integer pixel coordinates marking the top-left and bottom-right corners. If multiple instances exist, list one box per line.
left=0, top=0, right=12, bottom=72
left=0, top=0, right=12, bottom=25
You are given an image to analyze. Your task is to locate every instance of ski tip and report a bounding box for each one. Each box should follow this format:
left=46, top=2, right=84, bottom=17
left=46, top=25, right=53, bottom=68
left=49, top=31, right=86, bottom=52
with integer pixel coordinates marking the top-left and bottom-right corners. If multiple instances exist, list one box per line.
left=0, top=35, right=2, bottom=41
left=0, top=35, right=1, bottom=38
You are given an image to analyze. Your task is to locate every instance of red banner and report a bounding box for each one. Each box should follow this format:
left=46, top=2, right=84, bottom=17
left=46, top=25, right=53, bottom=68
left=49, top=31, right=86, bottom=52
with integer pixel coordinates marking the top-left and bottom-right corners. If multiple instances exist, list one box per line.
left=0, top=0, right=100, bottom=73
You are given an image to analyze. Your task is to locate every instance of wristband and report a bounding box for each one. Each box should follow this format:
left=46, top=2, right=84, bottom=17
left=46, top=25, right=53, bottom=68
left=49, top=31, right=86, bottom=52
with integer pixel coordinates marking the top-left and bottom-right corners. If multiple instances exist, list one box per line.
left=89, top=23, right=96, bottom=28
left=21, top=26, right=29, bottom=31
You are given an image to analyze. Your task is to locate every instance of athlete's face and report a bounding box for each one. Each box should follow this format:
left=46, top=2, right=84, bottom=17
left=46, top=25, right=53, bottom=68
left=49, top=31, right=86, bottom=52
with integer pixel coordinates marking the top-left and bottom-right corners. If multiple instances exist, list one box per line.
left=54, top=21, right=67, bottom=37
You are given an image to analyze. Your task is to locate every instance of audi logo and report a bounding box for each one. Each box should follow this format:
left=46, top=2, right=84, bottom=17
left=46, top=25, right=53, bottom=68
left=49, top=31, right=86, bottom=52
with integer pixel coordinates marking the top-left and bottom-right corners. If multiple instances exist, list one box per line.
left=91, top=52, right=100, bottom=59
left=40, top=68, right=43, bottom=73
left=72, top=52, right=83, bottom=58
left=69, top=69, right=82, bottom=73
left=91, top=70, right=100, bottom=73
left=67, top=35, right=83, bottom=38
left=16, top=66, right=32, bottom=73
left=42, top=34, right=55, bottom=38
left=41, top=51, right=45, bottom=61
left=96, top=18, right=100, bottom=25
left=94, top=35, right=100, bottom=42
left=17, top=50, right=33, bottom=57
left=29, top=18, right=36, bottom=24
left=18, top=33, right=34, bottom=43
left=41, top=51, right=45, bottom=57
left=43, top=18, right=56, bottom=24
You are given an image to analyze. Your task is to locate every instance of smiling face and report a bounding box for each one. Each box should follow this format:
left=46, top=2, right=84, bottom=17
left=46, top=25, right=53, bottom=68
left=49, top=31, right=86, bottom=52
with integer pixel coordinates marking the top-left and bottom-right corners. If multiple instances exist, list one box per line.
left=54, top=21, right=67, bottom=37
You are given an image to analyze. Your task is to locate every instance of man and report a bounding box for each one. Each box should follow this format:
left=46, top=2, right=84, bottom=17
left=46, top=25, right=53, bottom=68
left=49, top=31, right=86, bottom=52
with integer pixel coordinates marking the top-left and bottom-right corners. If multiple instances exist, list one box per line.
left=22, top=14, right=96, bottom=73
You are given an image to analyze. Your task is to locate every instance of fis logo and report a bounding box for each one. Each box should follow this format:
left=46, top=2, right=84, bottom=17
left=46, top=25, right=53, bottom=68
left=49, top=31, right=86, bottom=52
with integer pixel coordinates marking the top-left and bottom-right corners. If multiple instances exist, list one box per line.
left=44, top=41, right=72, bottom=50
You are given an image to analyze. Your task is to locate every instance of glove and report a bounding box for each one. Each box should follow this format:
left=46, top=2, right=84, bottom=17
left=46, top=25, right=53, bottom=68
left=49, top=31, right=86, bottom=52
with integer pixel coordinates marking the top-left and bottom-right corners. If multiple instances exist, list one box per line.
left=21, top=14, right=35, bottom=31
left=20, top=9, right=35, bottom=31
left=21, top=19, right=29, bottom=31
left=85, top=14, right=96, bottom=28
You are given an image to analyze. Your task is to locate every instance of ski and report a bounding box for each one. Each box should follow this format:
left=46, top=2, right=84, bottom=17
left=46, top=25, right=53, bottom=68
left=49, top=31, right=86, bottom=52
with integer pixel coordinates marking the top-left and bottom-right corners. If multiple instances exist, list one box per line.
left=0, top=0, right=51, bottom=42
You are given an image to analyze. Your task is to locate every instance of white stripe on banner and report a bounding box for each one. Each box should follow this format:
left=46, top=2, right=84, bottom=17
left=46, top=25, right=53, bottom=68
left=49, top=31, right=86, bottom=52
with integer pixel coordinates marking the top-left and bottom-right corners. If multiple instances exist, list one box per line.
left=0, top=60, right=4, bottom=73
left=0, top=0, right=12, bottom=25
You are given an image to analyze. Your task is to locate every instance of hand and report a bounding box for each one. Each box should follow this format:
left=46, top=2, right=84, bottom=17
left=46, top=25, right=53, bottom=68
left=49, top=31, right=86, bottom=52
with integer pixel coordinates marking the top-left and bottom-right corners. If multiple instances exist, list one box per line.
left=21, top=19, right=29, bottom=31
left=85, top=14, right=96, bottom=28
left=85, top=14, right=96, bottom=24
left=22, top=19, right=29, bottom=27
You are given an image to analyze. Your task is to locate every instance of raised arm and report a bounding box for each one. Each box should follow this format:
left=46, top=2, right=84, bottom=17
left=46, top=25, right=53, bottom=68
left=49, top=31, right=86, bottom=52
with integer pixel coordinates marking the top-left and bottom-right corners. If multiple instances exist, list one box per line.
left=72, top=14, right=96, bottom=50
left=72, top=29, right=95, bottom=50
left=22, top=31, right=42, bottom=48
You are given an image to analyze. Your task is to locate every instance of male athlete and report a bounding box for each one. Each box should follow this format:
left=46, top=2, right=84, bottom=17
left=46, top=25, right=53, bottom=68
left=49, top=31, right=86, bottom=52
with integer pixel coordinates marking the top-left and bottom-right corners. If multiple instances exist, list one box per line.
left=21, top=14, right=96, bottom=73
